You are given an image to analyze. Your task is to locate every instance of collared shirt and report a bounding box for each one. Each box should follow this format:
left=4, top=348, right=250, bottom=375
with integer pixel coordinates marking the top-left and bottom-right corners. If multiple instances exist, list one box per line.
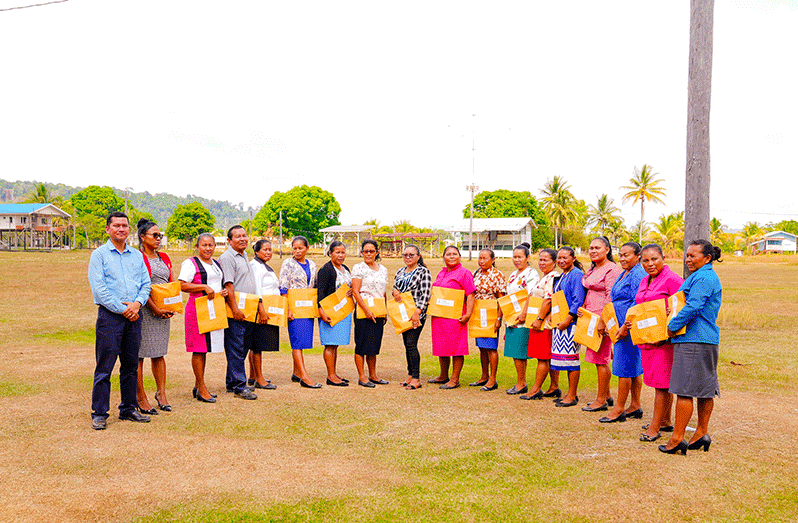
left=88, top=240, right=151, bottom=314
left=668, top=262, right=722, bottom=344
left=553, top=267, right=586, bottom=316
left=250, top=258, right=280, bottom=296
left=218, top=246, right=257, bottom=294
left=472, top=266, right=507, bottom=300
left=393, top=264, right=432, bottom=320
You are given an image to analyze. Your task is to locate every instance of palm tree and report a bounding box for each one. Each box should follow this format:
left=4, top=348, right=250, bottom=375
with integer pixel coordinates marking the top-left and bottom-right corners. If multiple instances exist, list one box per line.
left=392, top=220, right=417, bottom=234
left=605, top=218, right=626, bottom=247
left=587, top=194, right=622, bottom=236
left=740, top=221, right=763, bottom=255
left=620, top=165, right=667, bottom=243
left=362, top=218, right=381, bottom=234
left=540, top=176, right=577, bottom=248
left=710, top=217, right=725, bottom=245
left=24, top=183, right=63, bottom=206
left=652, top=213, right=684, bottom=253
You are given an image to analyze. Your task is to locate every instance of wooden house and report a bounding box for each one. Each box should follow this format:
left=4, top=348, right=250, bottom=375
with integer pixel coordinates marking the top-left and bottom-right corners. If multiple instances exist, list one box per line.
left=0, top=203, right=71, bottom=250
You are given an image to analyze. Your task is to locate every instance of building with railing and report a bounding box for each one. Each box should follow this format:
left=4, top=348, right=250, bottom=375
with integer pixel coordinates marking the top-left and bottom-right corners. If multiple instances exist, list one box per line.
left=0, top=203, right=71, bottom=250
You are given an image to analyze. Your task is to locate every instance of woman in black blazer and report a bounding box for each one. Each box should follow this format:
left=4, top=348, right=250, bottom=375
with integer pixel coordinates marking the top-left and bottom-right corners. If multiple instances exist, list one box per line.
left=316, top=241, right=354, bottom=386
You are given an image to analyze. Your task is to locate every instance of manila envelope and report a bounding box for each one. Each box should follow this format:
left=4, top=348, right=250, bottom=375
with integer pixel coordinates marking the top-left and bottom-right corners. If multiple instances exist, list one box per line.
left=627, top=300, right=669, bottom=345
left=667, top=291, right=687, bottom=336
left=574, top=307, right=602, bottom=351
left=387, top=292, right=417, bottom=334
left=225, top=292, right=259, bottom=323
left=260, top=294, right=288, bottom=327
left=318, top=284, right=355, bottom=327
left=524, top=296, right=548, bottom=331
left=468, top=299, right=499, bottom=338
left=427, top=286, right=465, bottom=319
left=499, top=289, right=529, bottom=326
left=150, top=281, right=183, bottom=314
left=549, top=290, right=570, bottom=327
left=601, top=302, right=620, bottom=342
left=287, top=288, right=319, bottom=319
left=356, top=295, right=387, bottom=319
left=196, top=294, right=229, bottom=334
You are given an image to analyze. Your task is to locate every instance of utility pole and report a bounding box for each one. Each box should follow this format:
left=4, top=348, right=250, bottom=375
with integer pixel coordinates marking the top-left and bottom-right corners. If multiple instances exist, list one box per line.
left=684, top=0, right=714, bottom=277
left=279, top=210, right=283, bottom=258
left=466, top=183, right=479, bottom=260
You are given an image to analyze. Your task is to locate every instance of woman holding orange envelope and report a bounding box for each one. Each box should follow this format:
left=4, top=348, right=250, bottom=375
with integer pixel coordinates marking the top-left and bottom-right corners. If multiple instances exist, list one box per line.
left=248, top=239, right=280, bottom=390
left=469, top=248, right=506, bottom=391
left=502, top=243, right=538, bottom=395
left=550, top=246, right=586, bottom=408
left=632, top=243, right=684, bottom=442
left=392, top=244, right=432, bottom=390
left=429, top=246, right=476, bottom=390
left=179, top=232, right=228, bottom=403
left=316, top=241, right=354, bottom=387
left=351, top=240, right=389, bottom=388
left=598, top=241, right=646, bottom=423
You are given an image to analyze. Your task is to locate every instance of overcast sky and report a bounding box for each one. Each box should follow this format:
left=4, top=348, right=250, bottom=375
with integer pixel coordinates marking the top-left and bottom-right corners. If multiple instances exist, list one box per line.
left=1, top=0, right=796, bottom=230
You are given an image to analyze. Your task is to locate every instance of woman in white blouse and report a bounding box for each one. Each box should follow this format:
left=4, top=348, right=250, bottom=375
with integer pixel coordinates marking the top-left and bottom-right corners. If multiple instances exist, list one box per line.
left=248, top=239, right=280, bottom=390
left=351, top=240, right=390, bottom=387
left=504, top=243, right=539, bottom=395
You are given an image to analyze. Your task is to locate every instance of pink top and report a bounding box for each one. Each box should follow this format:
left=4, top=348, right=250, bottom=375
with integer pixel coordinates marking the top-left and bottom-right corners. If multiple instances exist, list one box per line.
left=635, top=264, right=684, bottom=349
left=582, top=262, right=622, bottom=315
left=433, top=264, right=477, bottom=314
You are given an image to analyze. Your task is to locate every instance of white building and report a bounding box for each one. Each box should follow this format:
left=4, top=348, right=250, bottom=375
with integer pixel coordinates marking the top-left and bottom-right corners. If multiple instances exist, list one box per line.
left=0, top=203, right=71, bottom=250
left=753, top=231, right=797, bottom=254
left=447, top=217, right=537, bottom=258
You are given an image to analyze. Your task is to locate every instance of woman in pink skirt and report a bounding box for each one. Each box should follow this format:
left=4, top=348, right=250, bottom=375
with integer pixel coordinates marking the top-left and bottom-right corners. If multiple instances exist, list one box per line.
left=429, top=246, right=476, bottom=390
left=581, top=237, right=622, bottom=412
left=630, top=243, right=684, bottom=442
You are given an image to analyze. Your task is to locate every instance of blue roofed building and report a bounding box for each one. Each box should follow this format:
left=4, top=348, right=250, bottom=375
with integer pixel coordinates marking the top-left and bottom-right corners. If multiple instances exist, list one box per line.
left=0, top=203, right=72, bottom=250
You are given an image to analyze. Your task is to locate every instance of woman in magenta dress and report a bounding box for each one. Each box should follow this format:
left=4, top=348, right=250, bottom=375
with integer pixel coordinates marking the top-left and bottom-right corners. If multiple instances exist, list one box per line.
left=631, top=243, right=684, bottom=442
left=580, top=237, right=623, bottom=412
left=429, top=246, right=476, bottom=390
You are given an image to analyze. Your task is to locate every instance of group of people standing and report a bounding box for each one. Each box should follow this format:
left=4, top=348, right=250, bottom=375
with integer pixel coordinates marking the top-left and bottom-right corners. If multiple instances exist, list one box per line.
left=88, top=213, right=723, bottom=456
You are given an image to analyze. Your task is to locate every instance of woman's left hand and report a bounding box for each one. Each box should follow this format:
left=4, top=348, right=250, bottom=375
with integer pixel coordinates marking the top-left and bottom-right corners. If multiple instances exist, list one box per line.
left=458, top=314, right=471, bottom=325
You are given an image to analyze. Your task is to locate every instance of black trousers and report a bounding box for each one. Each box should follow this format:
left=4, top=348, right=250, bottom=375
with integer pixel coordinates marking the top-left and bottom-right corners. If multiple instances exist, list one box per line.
left=402, top=318, right=426, bottom=379
left=92, top=306, right=141, bottom=419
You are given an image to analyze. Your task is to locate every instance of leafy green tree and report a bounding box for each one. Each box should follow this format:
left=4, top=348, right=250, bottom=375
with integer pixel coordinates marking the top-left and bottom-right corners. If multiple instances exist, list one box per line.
left=621, top=164, right=667, bottom=243
left=166, top=202, right=215, bottom=244
left=253, top=185, right=341, bottom=244
left=540, top=176, right=578, bottom=248
left=587, top=194, right=622, bottom=236
left=69, top=185, right=126, bottom=219
left=768, top=220, right=798, bottom=235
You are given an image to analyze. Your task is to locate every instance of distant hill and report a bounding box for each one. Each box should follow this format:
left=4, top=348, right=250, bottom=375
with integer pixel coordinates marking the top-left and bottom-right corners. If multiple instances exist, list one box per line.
left=0, top=179, right=255, bottom=229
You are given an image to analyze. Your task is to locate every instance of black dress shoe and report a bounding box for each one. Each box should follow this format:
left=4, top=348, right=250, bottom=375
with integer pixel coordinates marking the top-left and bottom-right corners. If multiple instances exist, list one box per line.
left=370, top=378, right=389, bottom=385
left=658, top=440, right=688, bottom=455
left=599, top=413, right=627, bottom=423
left=506, top=385, right=528, bottom=395
left=427, top=377, right=449, bottom=384
left=196, top=393, right=217, bottom=403
left=227, top=386, right=254, bottom=393
left=555, top=396, right=579, bottom=408
left=542, top=388, right=561, bottom=398
left=300, top=380, right=323, bottom=389
left=291, top=374, right=301, bottom=383
left=193, top=387, right=217, bottom=399
left=326, top=378, right=349, bottom=387
left=119, top=410, right=151, bottom=423
left=358, top=380, right=376, bottom=388
left=480, top=383, right=498, bottom=391
left=247, top=378, right=255, bottom=386
left=439, top=382, right=460, bottom=390
left=469, top=379, right=489, bottom=387
left=91, top=417, right=107, bottom=430
left=687, top=435, right=712, bottom=452
left=520, top=390, right=544, bottom=400
left=254, top=382, right=277, bottom=390
left=137, top=405, right=158, bottom=416
left=625, top=408, right=644, bottom=419
left=581, top=402, right=609, bottom=412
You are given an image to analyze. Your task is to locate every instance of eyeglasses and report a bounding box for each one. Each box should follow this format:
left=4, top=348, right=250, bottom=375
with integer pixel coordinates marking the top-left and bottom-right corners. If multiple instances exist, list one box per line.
left=149, top=233, right=164, bottom=240
left=362, top=250, right=377, bottom=254
left=403, top=253, right=417, bottom=258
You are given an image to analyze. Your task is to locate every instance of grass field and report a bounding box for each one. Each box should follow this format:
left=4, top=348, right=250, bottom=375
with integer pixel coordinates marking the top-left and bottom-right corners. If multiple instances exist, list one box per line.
left=1, top=250, right=797, bottom=522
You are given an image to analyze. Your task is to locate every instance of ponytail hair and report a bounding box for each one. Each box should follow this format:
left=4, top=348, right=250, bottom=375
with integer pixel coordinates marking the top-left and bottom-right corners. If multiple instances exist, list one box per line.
left=361, top=239, right=380, bottom=261
left=406, top=244, right=426, bottom=268
left=590, top=236, right=614, bottom=269
left=690, top=239, right=722, bottom=262
left=513, top=242, right=531, bottom=258
left=539, top=248, right=557, bottom=263
left=252, top=239, right=271, bottom=264
left=559, top=246, right=584, bottom=271
left=641, top=243, right=663, bottom=258
left=136, top=218, right=157, bottom=250
left=622, top=241, right=642, bottom=256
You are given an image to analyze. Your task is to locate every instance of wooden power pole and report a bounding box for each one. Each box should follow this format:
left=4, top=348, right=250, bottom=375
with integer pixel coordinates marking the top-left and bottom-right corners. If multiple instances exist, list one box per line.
left=683, top=0, right=714, bottom=277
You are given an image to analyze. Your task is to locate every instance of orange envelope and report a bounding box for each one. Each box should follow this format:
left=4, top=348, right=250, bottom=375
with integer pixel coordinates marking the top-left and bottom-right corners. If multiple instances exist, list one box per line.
left=260, top=294, right=288, bottom=327
left=524, top=296, right=548, bottom=330
left=601, top=302, right=620, bottom=342
left=225, top=292, right=259, bottom=323
left=356, top=295, right=387, bottom=319
left=627, top=300, right=669, bottom=345
left=287, top=288, right=319, bottom=319
left=667, top=291, right=687, bottom=336
left=468, top=299, right=499, bottom=338
left=550, top=290, right=570, bottom=327
left=318, top=284, right=355, bottom=327
left=195, top=294, right=229, bottom=334
left=427, top=286, right=465, bottom=319
left=150, top=281, right=183, bottom=314
left=574, top=307, right=602, bottom=351
left=498, top=289, right=529, bottom=326
left=387, top=292, right=417, bottom=334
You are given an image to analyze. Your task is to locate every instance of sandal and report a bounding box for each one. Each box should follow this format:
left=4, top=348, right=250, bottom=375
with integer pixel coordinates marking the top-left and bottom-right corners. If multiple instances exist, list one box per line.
left=640, top=432, right=661, bottom=442
left=154, top=392, right=172, bottom=412
left=405, top=384, right=422, bottom=390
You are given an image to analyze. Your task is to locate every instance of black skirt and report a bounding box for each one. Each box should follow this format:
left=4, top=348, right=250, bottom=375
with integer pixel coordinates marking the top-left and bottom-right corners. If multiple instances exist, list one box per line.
left=251, top=323, right=279, bottom=352
left=354, top=317, right=386, bottom=356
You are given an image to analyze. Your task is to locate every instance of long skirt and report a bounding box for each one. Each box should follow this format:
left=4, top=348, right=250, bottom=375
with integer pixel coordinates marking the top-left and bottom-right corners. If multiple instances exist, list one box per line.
left=527, top=329, right=552, bottom=359
left=640, top=343, right=674, bottom=389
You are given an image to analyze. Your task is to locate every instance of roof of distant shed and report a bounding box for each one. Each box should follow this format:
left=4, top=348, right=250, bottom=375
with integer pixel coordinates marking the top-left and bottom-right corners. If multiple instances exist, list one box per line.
left=319, top=225, right=373, bottom=233
left=446, top=217, right=536, bottom=233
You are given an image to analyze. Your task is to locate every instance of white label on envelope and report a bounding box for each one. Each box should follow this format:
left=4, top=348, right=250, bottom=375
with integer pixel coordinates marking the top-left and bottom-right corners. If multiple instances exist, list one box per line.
left=510, top=294, right=521, bottom=312
left=367, top=297, right=375, bottom=307
left=164, top=296, right=181, bottom=305
left=238, top=293, right=247, bottom=309
left=333, top=298, right=347, bottom=312
left=436, top=298, right=454, bottom=307
left=295, top=300, right=313, bottom=308
left=586, top=315, right=598, bottom=337
left=398, top=303, right=409, bottom=322
left=527, top=306, right=539, bottom=315
left=268, top=306, right=284, bottom=315
left=207, top=300, right=217, bottom=320
left=480, top=308, right=488, bottom=328
left=637, top=317, right=658, bottom=329
left=669, top=296, right=679, bottom=318
left=606, top=317, right=617, bottom=330
left=551, top=305, right=560, bottom=315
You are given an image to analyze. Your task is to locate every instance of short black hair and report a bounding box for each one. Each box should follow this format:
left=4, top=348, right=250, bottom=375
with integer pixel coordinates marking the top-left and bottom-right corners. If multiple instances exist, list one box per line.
left=227, top=225, right=245, bottom=240
left=106, top=211, right=128, bottom=226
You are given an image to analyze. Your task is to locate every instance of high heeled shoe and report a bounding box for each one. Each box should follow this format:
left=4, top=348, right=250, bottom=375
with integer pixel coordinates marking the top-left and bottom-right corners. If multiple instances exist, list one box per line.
left=658, top=440, right=688, bottom=455
left=154, top=392, right=172, bottom=412
left=687, top=435, right=712, bottom=452
left=625, top=408, right=644, bottom=419
left=192, top=387, right=216, bottom=399
left=137, top=405, right=158, bottom=416
left=542, top=388, right=561, bottom=398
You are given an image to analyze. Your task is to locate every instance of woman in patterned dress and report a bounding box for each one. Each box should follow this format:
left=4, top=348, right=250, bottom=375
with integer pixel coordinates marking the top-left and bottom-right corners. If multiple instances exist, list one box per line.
left=351, top=239, right=389, bottom=387
left=503, top=243, right=538, bottom=395
left=469, top=248, right=506, bottom=391
left=179, top=233, right=228, bottom=403
left=136, top=219, right=175, bottom=414
left=392, top=244, right=432, bottom=390
left=550, top=246, right=586, bottom=408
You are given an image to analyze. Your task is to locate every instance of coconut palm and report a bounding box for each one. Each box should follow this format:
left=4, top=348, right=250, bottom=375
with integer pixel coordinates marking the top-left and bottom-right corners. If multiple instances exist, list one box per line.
left=621, top=165, right=667, bottom=243
left=362, top=218, right=381, bottom=234
left=740, top=221, right=763, bottom=255
left=540, top=176, right=577, bottom=248
left=24, top=183, right=63, bottom=206
left=710, top=217, right=725, bottom=245
left=392, top=219, right=417, bottom=234
left=652, top=213, right=684, bottom=253
left=587, top=194, right=622, bottom=236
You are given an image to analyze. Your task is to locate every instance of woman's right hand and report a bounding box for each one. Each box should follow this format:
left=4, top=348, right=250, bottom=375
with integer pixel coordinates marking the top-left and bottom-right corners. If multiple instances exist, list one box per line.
left=557, top=315, right=573, bottom=331
left=287, top=309, right=294, bottom=322
left=392, top=289, right=402, bottom=302
left=617, top=323, right=629, bottom=339
left=319, top=309, right=332, bottom=325
left=531, top=318, right=543, bottom=330
left=204, top=286, right=215, bottom=300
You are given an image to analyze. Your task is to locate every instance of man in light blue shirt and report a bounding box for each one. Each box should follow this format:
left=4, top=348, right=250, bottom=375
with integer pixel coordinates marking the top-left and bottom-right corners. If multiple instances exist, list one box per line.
left=87, top=212, right=152, bottom=430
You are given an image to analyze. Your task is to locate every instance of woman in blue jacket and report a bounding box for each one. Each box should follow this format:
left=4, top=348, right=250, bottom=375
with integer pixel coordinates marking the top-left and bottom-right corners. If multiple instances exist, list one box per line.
left=660, top=240, right=723, bottom=455
left=550, top=246, right=586, bottom=408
